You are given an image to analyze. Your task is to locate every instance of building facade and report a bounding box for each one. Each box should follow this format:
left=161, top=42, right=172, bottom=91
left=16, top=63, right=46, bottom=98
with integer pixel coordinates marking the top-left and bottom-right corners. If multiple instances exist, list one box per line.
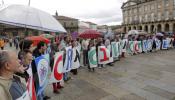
left=78, top=21, right=90, bottom=33
left=54, top=13, right=79, bottom=34
left=121, top=0, right=175, bottom=34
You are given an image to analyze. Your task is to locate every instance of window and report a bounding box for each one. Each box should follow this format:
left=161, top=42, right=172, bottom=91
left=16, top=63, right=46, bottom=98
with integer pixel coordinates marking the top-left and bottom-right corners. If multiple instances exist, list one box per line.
left=139, top=16, right=142, bottom=22
left=151, top=13, right=154, bottom=21
left=145, top=5, right=147, bottom=11
left=165, top=11, right=169, bottom=20
left=165, top=0, right=169, bottom=6
left=158, top=3, right=161, bottom=9
left=147, top=5, right=150, bottom=11
left=134, top=16, right=137, bottom=21
left=130, top=10, right=132, bottom=15
left=173, top=10, right=175, bottom=19
left=125, top=11, right=128, bottom=16
left=145, top=14, right=148, bottom=22
left=151, top=4, right=154, bottom=10
left=130, top=17, right=132, bottom=23
left=134, top=9, right=137, bottom=14
left=64, top=22, right=66, bottom=27
left=125, top=18, right=128, bottom=24
left=158, top=13, right=161, bottom=21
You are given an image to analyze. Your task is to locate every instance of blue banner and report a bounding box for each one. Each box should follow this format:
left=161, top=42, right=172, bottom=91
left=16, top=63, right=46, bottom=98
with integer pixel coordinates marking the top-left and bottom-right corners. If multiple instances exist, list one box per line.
left=35, top=54, right=50, bottom=96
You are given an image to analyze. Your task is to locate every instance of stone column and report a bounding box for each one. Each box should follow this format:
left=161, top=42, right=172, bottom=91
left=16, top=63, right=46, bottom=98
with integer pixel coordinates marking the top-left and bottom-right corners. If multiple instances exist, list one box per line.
left=126, top=27, right=128, bottom=33
left=131, top=26, right=134, bottom=30
left=148, top=25, right=151, bottom=33
left=142, top=25, right=145, bottom=31
left=161, top=23, right=165, bottom=32
left=169, top=23, right=173, bottom=33
left=154, top=24, right=158, bottom=33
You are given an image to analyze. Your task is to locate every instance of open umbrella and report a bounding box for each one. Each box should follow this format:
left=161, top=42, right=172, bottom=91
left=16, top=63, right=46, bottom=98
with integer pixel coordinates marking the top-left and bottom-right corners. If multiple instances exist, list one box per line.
left=40, top=34, right=54, bottom=39
left=26, top=36, right=50, bottom=46
left=128, top=30, right=139, bottom=35
left=0, top=4, right=66, bottom=33
left=156, top=32, right=164, bottom=37
left=79, top=30, right=102, bottom=39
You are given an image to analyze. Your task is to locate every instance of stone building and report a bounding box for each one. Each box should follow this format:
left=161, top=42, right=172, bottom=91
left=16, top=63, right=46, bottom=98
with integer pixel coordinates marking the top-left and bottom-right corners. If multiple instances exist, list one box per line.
left=121, top=0, right=175, bottom=34
left=54, top=12, right=79, bottom=34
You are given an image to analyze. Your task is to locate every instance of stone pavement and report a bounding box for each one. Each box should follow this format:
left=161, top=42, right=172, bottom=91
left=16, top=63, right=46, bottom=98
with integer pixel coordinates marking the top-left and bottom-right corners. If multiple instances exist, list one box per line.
left=4, top=45, right=175, bottom=100
left=45, top=49, right=175, bottom=100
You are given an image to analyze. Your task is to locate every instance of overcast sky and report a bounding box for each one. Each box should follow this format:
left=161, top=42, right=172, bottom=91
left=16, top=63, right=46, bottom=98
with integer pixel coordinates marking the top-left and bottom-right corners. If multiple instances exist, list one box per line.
left=3, top=0, right=127, bottom=25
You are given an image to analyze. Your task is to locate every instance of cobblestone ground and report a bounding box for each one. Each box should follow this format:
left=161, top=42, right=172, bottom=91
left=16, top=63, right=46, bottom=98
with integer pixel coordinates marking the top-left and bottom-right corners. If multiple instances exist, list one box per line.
left=4, top=44, right=175, bottom=100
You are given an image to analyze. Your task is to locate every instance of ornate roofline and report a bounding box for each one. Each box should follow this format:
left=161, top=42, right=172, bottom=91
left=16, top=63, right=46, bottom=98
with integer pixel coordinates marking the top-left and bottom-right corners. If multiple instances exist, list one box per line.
left=121, top=0, right=138, bottom=9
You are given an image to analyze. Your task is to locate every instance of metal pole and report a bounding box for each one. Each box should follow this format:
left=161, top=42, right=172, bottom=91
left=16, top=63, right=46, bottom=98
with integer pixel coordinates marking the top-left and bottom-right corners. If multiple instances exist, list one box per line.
left=28, top=0, right=30, bottom=6
left=2, top=0, right=4, bottom=5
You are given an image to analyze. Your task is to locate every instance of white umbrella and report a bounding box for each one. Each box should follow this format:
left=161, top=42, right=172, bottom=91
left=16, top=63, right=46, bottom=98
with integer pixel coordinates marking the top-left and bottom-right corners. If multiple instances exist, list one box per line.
left=127, top=30, right=139, bottom=35
left=156, top=32, right=164, bottom=36
left=0, top=4, right=66, bottom=33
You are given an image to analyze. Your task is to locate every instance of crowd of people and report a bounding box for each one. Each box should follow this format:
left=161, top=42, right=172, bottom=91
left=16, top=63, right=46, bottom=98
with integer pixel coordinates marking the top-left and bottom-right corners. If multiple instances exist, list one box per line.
left=0, top=33, right=175, bottom=100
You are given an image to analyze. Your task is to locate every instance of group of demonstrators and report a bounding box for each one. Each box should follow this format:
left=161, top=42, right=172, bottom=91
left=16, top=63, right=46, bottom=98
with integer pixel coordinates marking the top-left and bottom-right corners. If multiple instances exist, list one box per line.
left=0, top=33, right=175, bottom=100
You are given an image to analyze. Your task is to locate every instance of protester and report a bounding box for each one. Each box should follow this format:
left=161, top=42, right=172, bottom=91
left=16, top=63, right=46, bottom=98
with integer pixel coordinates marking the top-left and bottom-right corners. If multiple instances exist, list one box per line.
left=96, top=38, right=104, bottom=68
left=87, top=39, right=95, bottom=72
left=70, top=40, right=79, bottom=75
left=82, top=39, right=88, bottom=66
left=9, top=37, right=13, bottom=47
left=63, top=36, right=72, bottom=82
left=49, top=41, right=63, bottom=94
left=18, top=39, right=33, bottom=59
left=0, top=50, right=28, bottom=100
left=32, top=41, right=50, bottom=100
left=14, top=37, right=19, bottom=50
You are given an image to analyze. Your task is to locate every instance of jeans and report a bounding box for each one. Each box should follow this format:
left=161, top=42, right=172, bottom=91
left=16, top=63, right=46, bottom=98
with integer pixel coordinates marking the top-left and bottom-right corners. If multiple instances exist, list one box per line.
left=63, top=72, right=68, bottom=81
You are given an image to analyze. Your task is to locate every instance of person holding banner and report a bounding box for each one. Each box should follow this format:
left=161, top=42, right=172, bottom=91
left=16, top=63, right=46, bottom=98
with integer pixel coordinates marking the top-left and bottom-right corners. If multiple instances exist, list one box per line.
left=70, top=40, right=80, bottom=75
left=87, top=39, right=95, bottom=72
left=96, top=38, right=104, bottom=68
left=62, top=36, right=72, bottom=82
left=0, top=50, right=29, bottom=100
left=32, top=41, right=50, bottom=100
left=105, top=37, right=113, bottom=66
left=49, top=41, right=63, bottom=94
